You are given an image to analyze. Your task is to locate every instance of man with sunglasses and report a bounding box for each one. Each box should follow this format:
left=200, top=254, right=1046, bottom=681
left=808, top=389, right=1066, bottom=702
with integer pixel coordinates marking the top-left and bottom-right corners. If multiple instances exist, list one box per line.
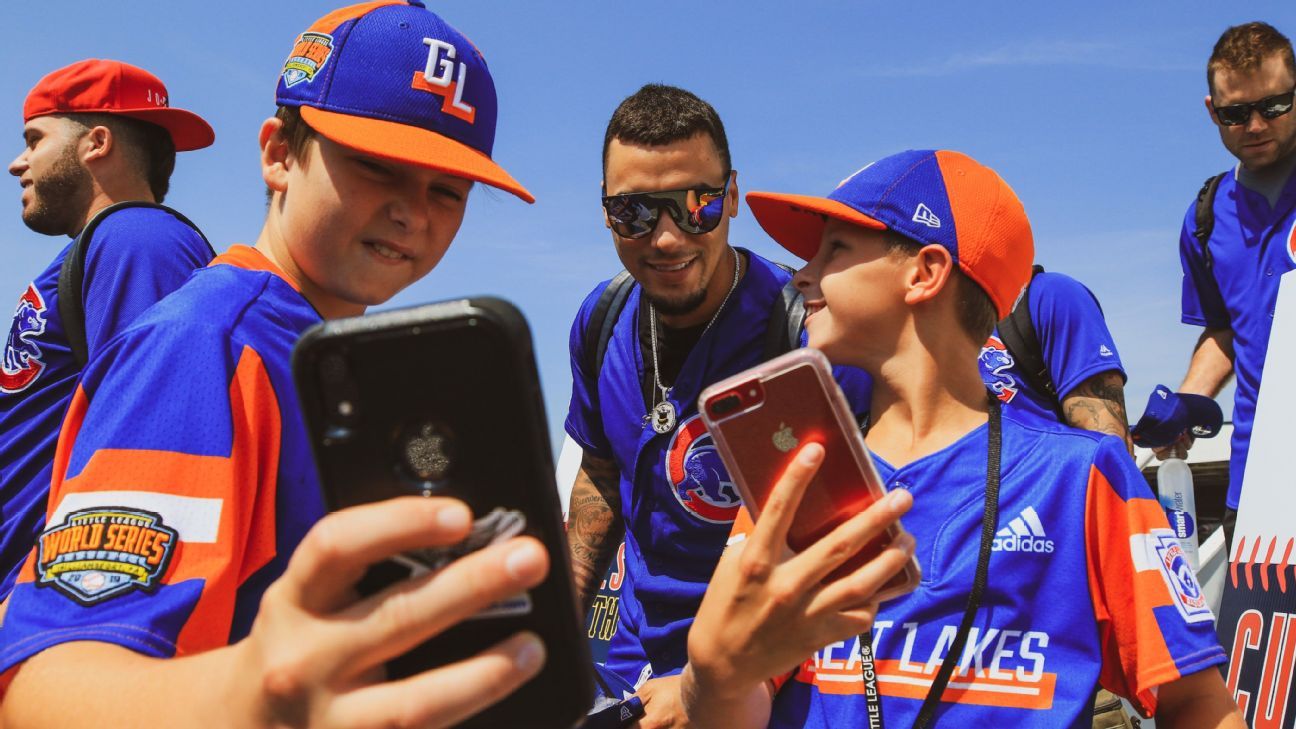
left=1165, top=21, right=1296, bottom=541
left=565, top=84, right=867, bottom=727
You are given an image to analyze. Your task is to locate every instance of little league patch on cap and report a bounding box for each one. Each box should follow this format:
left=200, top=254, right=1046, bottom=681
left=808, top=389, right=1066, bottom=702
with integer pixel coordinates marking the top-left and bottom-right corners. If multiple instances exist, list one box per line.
left=23, top=59, right=214, bottom=151
left=276, top=0, right=533, bottom=202
left=746, top=149, right=1034, bottom=319
left=1130, top=384, right=1224, bottom=448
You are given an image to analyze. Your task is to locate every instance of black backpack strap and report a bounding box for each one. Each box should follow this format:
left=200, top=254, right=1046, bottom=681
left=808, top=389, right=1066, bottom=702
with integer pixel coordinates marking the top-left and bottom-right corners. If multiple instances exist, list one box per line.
left=57, top=201, right=212, bottom=367
left=996, top=265, right=1066, bottom=420
left=582, top=270, right=635, bottom=381
left=912, top=395, right=1002, bottom=728
left=762, top=262, right=803, bottom=361
left=1192, top=173, right=1225, bottom=272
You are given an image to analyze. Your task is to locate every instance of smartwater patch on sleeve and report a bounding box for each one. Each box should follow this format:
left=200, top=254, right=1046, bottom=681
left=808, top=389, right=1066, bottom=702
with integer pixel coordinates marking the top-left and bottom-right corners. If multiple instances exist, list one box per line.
left=1130, top=529, right=1213, bottom=624
left=36, top=507, right=178, bottom=606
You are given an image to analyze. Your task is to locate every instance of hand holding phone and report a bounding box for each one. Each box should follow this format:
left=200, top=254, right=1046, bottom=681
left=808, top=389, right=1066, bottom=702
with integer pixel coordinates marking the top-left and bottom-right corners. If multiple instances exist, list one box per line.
left=292, top=297, right=591, bottom=728
left=681, top=442, right=917, bottom=727
left=699, top=348, right=920, bottom=597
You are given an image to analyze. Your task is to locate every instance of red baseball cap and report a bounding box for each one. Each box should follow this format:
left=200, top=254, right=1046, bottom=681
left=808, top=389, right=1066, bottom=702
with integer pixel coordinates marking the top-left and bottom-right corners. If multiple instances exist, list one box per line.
left=23, top=59, right=214, bottom=152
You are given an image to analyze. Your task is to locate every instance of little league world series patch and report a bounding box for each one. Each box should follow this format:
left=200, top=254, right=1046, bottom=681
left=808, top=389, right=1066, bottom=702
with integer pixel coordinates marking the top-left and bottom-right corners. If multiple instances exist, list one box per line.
left=36, top=507, right=177, bottom=605
left=282, top=32, right=334, bottom=87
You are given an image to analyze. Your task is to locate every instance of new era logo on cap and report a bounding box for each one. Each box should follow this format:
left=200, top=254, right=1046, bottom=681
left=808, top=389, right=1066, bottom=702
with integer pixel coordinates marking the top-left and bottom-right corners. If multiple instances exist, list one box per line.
left=912, top=203, right=941, bottom=229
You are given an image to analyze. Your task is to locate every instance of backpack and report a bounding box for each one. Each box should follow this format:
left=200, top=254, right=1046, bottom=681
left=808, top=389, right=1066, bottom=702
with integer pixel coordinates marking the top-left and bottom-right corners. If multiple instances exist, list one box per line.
left=580, top=261, right=799, bottom=382
left=995, top=264, right=1066, bottom=420
left=1192, top=172, right=1226, bottom=272
left=57, top=201, right=213, bottom=367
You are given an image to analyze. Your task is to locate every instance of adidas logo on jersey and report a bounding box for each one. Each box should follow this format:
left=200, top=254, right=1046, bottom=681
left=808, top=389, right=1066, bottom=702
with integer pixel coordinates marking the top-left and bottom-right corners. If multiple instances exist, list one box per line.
left=992, top=506, right=1055, bottom=553
left=912, top=203, right=941, bottom=228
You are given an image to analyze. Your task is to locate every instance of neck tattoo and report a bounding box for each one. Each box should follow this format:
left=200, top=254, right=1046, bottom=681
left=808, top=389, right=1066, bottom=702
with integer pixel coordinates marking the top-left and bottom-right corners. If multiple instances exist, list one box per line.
left=647, top=246, right=741, bottom=434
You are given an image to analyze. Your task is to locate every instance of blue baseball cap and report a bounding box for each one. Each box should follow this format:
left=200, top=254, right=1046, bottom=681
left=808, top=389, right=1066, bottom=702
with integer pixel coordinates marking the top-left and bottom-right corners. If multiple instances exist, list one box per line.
left=1131, top=384, right=1224, bottom=448
left=747, top=150, right=1034, bottom=319
left=275, top=0, right=532, bottom=202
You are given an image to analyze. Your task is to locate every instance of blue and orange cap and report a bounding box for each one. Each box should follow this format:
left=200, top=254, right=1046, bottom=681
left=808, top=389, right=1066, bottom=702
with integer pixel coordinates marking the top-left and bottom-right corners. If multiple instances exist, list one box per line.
left=275, top=0, right=532, bottom=203
left=747, top=150, right=1033, bottom=319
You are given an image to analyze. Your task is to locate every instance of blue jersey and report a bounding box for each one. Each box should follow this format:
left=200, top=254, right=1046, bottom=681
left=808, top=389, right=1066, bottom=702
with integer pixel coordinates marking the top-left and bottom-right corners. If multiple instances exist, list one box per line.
left=0, top=246, right=322, bottom=673
left=0, top=207, right=212, bottom=600
left=1179, top=168, right=1296, bottom=509
left=565, top=249, right=871, bottom=685
left=979, top=271, right=1125, bottom=425
left=729, top=412, right=1225, bottom=727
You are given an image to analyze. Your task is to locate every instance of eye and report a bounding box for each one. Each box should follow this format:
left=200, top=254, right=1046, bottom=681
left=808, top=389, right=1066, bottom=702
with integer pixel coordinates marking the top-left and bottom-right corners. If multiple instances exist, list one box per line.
left=429, top=184, right=466, bottom=202
left=352, top=156, right=392, bottom=178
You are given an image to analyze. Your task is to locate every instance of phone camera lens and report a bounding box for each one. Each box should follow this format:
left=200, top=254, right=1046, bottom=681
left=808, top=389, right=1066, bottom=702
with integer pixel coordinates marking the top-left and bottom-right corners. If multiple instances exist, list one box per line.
left=400, top=421, right=454, bottom=482
left=712, top=393, right=741, bottom=416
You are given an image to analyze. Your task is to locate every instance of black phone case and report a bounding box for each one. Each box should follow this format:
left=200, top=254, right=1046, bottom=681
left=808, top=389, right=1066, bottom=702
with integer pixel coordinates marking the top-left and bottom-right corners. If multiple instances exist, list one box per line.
left=293, top=297, right=591, bottom=729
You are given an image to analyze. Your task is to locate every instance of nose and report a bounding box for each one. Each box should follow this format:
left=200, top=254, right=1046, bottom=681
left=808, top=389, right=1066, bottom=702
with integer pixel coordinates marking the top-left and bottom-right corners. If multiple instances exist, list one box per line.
left=8, top=152, right=27, bottom=178
left=1244, top=107, right=1269, bottom=133
left=793, top=258, right=818, bottom=293
left=388, top=186, right=429, bottom=234
left=648, top=209, right=690, bottom=256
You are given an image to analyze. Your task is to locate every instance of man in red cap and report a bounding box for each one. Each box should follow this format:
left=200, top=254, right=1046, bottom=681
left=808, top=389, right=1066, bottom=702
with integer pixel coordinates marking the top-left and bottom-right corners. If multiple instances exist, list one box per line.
left=0, top=59, right=215, bottom=605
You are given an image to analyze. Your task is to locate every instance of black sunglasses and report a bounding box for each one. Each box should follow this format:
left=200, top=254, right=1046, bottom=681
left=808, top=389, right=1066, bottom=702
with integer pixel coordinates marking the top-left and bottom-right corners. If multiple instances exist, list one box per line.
left=602, top=175, right=731, bottom=239
left=1212, top=88, right=1295, bottom=127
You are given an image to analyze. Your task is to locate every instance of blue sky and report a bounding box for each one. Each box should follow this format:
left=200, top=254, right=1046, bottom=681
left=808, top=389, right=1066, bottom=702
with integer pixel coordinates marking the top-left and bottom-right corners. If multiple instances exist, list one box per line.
left=3, top=1, right=1289, bottom=448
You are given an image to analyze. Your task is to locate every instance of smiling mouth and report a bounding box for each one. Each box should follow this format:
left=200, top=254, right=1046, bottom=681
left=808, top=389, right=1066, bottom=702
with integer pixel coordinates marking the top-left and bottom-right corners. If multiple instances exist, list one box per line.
left=365, top=240, right=410, bottom=261
left=647, top=257, right=695, bottom=273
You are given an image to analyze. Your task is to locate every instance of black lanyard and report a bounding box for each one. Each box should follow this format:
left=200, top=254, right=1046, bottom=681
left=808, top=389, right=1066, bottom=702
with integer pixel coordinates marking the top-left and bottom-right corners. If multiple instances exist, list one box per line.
left=859, top=395, right=1002, bottom=728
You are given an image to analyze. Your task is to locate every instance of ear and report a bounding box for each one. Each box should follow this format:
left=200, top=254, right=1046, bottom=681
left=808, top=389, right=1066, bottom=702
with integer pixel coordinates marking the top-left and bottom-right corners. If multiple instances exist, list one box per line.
left=1204, top=95, right=1222, bottom=128
left=260, top=117, right=291, bottom=195
left=81, top=124, right=113, bottom=164
left=727, top=169, right=739, bottom=219
left=903, top=244, right=955, bottom=307
left=600, top=178, right=611, bottom=230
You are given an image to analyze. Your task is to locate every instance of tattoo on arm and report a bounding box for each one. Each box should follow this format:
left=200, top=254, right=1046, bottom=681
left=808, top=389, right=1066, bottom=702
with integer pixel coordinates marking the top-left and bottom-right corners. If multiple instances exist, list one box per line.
left=566, top=452, right=623, bottom=614
left=1062, top=370, right=1134, bottom=455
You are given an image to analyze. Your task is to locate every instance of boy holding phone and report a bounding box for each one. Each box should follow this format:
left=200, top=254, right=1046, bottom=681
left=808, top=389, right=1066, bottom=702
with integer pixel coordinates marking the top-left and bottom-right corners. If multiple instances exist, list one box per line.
left=0, top=3, right=546, bottom=727
left=678, top=150, right=1243, bottom=727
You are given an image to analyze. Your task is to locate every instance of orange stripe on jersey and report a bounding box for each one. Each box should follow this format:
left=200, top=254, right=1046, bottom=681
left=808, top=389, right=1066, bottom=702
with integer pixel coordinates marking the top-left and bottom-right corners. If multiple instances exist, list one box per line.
left=793, top=657, right=1057, bottom=709
left=1085, top=463, right=1178, bottom=716
left=31, top=347, right=282, bottom=656
left=210, top=245, right=300, bottom=292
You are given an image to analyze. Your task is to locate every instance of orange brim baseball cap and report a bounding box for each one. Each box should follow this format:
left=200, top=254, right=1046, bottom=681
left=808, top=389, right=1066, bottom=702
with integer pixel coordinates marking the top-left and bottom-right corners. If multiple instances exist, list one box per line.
left=276, top=1, right=533, bottom=203
left=23, top=59, right=214, bottom=152
left=748, top=150, right=1034, bottom=319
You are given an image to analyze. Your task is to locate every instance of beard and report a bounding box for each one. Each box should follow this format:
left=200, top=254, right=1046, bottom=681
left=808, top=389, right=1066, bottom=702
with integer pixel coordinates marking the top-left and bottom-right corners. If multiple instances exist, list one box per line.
left=643, top=285, right=709, bottom=317
left=21, top=142, right=93, bottom=236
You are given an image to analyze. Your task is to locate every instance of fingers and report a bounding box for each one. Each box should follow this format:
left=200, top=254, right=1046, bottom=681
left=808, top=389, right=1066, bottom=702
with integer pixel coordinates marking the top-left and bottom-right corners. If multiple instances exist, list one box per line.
left=746, top=443, right=823, bottom=558
left=807, top=531, right=916, bottom=615
left=326, top=631, right=546, bottom=729
left=281, top=497, right=475, bottom=613
left=331, top=535, right=549, bottom=672
left=789, top=487, right=913, bottom=589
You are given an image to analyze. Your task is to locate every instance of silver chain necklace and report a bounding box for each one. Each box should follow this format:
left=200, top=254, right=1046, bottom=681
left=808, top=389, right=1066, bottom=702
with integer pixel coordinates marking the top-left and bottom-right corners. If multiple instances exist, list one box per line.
left=647, top=246, right=741, bottom=434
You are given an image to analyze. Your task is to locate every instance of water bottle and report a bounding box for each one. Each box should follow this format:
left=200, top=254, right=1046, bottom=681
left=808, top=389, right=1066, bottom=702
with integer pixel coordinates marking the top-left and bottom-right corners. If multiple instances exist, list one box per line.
left=1157, top=458, right=1200, bottom=572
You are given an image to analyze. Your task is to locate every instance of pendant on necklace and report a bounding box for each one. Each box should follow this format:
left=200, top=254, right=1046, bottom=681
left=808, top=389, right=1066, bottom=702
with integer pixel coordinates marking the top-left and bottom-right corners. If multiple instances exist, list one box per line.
left=651, top=400, right=677, bottom=434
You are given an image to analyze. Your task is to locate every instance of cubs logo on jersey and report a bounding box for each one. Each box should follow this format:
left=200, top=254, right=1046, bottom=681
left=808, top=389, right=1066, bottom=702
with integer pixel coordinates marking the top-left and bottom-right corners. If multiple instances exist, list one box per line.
left=2, top=284, right=48, bottom=394
left=665, top=414, right=742, bottom=524
left=979, top=336, right=1018, bottom=404
left=36, top=507, right=178, bottom=606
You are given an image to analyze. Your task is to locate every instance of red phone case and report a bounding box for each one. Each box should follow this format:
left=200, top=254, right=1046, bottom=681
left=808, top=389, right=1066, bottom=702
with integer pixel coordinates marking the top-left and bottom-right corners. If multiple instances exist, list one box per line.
left=699, top=348, right=920, bottom=601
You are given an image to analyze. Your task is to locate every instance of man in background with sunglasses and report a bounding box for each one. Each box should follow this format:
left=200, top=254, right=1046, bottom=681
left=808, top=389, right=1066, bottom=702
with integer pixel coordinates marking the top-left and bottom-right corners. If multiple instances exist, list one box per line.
left=564, top=84, right=868, bottom=727
left=1164, top=21, right=1296, bottom=543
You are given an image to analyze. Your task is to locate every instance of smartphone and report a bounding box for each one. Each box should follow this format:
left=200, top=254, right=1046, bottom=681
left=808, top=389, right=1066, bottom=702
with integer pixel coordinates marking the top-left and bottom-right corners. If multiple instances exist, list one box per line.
left=293, top=297, right=591, bottom=729
left=699, top=348, right=920, bottom=601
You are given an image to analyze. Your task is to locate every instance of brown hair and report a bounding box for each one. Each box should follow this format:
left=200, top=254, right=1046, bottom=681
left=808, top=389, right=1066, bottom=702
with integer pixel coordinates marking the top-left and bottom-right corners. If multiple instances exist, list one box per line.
left=275, top=105, right=317, bottom=160
left=883, top=233, right=999, bottom=342
left=602, top=84, right=731, bottom=177
left=1208, top=22, right=1295, bottom=95
left=66, top=113, right=176, bottom=203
